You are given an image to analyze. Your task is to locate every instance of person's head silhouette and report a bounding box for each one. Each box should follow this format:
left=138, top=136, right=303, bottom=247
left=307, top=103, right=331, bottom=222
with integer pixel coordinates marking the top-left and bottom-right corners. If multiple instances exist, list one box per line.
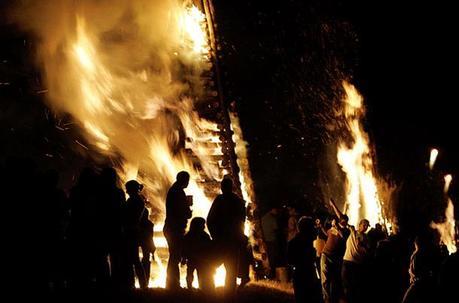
left=125, top=180, right=143, bottom=196
left=221, top=177, right=233, bottom=195
left=189, top=217, right=206, bottom=233
left=176, top=171, right=190, bottom=188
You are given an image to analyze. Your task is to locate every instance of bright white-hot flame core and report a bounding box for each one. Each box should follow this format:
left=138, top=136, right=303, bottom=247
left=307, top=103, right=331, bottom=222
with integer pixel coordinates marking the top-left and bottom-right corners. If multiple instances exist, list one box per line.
left=337, top=81, right=385, bottom=227
left=181, top=5, right=208, bottom=55
left=429, top=148, right=439, bottom=170
left=17, top=0, right=258, bottom=288
left=214, top=264, right=227, bottom=287
left=444, top=174, right=452, bottom=193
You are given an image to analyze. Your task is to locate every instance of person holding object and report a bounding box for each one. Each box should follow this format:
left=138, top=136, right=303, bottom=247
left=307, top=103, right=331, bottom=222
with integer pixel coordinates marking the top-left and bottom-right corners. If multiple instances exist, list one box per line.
left=320, top=198, right=350, bottom=303
left=164, top=171, right=192, bottom=289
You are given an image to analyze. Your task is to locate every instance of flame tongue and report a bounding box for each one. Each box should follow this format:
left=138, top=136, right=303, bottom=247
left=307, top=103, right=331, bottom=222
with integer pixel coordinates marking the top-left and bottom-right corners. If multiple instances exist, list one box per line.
left=431, top=175, right=457, bottom=255
left=337, top=81, right=385, bottom=227
left=429, top=148, right=439, bottom=170
left=431, top=199, right=457, bottom=254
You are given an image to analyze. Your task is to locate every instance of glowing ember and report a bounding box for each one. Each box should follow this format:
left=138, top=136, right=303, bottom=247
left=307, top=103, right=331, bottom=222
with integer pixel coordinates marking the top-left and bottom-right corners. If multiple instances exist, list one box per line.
left=337, top=81, right=385, bottom=227
left=429, top=148, right=439, bottom=170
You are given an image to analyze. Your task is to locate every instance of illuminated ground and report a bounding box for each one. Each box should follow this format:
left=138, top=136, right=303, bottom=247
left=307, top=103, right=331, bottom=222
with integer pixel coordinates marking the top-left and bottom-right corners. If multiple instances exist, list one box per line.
left=43, top=282, right=294, bottom=303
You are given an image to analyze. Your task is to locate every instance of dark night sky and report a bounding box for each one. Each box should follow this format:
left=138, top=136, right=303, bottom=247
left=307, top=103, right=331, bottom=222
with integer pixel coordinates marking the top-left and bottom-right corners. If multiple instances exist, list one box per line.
left=1, top=1, right=458, bottom=217
left=212, top=0, right=459, bottom=212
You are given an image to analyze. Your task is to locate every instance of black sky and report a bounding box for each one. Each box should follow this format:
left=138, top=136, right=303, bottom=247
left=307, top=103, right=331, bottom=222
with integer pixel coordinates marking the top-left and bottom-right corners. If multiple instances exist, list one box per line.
left=212, top=0, right=459, bottom=212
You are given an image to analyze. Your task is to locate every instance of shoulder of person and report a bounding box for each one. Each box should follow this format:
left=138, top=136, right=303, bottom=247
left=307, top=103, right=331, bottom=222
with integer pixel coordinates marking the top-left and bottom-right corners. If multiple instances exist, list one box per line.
left=213, top=194, right=225, bottom=202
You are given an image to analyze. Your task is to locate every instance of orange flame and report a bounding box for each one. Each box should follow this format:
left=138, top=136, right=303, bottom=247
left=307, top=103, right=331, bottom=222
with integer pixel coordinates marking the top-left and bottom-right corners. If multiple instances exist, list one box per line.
left=14, top=0, right=257, bottom=287
left=230, top=112, right=256, bottom=236
left=337, top=81, right=386, bottom=227
left=433, top=175, right=456, bottom=254
left=431, top=198, right=457, bottom=254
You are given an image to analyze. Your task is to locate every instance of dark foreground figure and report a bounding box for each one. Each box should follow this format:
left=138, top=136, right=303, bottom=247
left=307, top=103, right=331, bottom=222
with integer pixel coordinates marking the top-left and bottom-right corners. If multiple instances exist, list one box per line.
left=288, top=216, right=321, bottom=303
left=207, top=178, right=246, bottom=300
left=163, top=171, right=192, bottom=289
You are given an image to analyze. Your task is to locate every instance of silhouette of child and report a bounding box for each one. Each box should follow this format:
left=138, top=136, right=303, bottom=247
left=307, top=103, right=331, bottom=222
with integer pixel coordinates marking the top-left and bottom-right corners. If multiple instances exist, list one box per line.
left=182, top=217, right=215, bottom=292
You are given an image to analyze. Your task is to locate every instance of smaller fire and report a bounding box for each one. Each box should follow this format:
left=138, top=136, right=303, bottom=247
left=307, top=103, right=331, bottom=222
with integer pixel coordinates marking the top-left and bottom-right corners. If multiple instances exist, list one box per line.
left=214, top=265, right=227, bottom=288
left=431, top=198, right=457, bottom=254
left=429, top=148, right=439, bottom=170
left=444, top=174, right=452, bottom=193
left=430, top=173, right=456, bottom=255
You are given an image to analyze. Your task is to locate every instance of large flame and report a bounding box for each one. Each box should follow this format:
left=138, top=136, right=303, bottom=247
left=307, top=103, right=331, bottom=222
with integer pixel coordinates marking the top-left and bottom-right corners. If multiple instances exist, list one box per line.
left=337, top=81, right=386, bottom=227
left=11, top=0, right=256, bottom=288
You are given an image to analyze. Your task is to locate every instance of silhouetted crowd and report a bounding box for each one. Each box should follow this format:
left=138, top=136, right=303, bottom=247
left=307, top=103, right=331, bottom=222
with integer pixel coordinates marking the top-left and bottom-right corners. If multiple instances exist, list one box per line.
left=261, top=199, right=459, bottom=303
left=1, top=159, right=249, bottom=302
left=1, top=162, right=155, bottom=292
left=1, top=158, right=458, bottom=303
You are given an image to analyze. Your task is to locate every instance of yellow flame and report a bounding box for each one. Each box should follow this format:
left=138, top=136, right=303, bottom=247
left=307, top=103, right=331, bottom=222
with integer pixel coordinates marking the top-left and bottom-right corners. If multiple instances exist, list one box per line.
left=214, top=264, right=227, bottom=287
left=431, top=199, right=457, bottom=254
left=180, top=5, right=208, bottom=56
left=26, top=0, right=259, bottom=288
left=444, top=174, right=452, bottom=193
left=73, top=17, right=113, bottom=116
left=429, top=148, right=439, bottom=170
left=230, top=112, right=256, bottom=236
left=337, top=81, right=385, bottom=226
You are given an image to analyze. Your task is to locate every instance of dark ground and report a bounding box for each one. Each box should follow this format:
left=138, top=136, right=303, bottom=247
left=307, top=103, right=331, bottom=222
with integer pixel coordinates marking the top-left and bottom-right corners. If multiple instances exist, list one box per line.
left=31, top=283, right=294, bottom=303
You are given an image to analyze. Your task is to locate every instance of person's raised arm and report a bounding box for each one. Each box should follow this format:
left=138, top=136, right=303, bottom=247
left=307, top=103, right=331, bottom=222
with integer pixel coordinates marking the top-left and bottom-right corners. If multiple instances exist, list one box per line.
left=329, top=198, right=344, bottom=219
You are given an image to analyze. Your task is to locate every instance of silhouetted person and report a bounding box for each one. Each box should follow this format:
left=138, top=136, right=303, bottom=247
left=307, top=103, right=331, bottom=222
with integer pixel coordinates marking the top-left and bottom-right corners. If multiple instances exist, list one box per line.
left=96, top=167, right=126, bottom=289
left=439, top=250, right=458, bottom=301
left=288, top=216, right=322, bottom=303
left=164, top=171, right=192, bottom=289
left=182, top=217, right=215, bottom=293
left=68, top=168, right=99, bottom=289
left=207, top=177, right=246, bottom=298
left=40, top=169, right=69, bottom=290
left=402, top=232, right=442, bottom=303
left=124, top=180, right=148, bottom=289
left=341, top=219, right=370, bottom=303
left=3, top=157, right=44, bottom=295
left=373, top=230, right=411, bottom=303
left=321, top=199, right=350, bottom=303
left=139, top=203, right=155, bottom=285
left=261, top=207, right=280, bottom=279
left=367, top=223, right=387, bottom=254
